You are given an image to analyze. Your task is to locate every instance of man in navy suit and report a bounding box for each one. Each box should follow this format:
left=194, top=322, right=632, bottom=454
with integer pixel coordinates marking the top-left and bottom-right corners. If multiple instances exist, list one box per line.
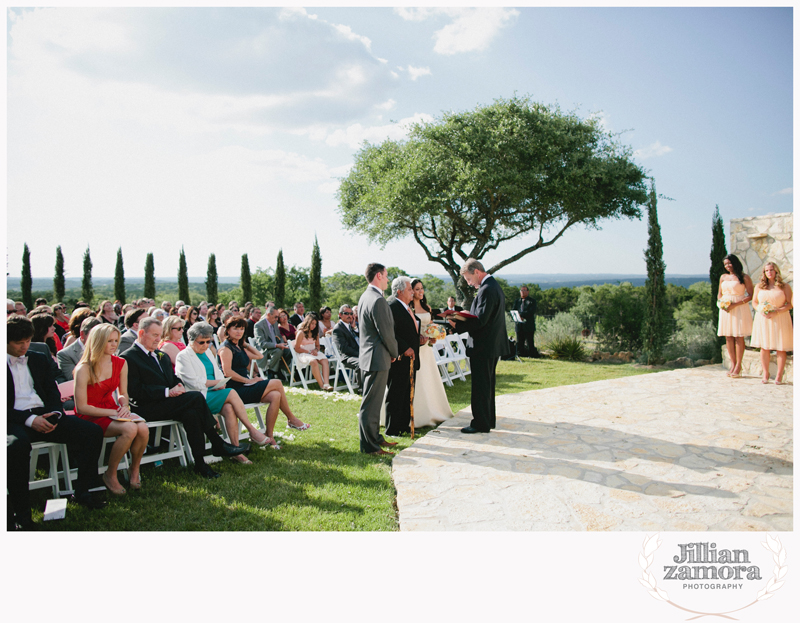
left=7, top=315, right=107, bottom=530
left=121, top=316, right=248, bottom=479
left=331, top=304, right=361, bottom=391
left=449, top=259, right=510, bottom=433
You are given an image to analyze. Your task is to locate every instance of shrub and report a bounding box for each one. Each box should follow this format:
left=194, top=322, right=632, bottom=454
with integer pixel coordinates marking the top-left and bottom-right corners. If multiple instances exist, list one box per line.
left=536, top=312, right=583, bottom=348
left=662, top=321, right=717, bottom=362
left=547, top=336, right=587, bottom=361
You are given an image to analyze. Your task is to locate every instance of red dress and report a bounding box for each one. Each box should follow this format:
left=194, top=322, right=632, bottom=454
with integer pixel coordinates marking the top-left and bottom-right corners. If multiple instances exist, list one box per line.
left=76, top=356, right=124, bottom=433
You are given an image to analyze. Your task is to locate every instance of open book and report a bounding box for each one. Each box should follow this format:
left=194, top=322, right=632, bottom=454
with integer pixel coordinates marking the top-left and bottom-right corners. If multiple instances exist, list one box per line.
left=110, top=412, right=145, bottom=422
left=437, top=309, right=477, bottom=321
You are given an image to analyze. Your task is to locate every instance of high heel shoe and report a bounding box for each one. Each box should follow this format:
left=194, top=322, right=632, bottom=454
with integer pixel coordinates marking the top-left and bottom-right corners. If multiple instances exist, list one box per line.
left=251, top=433, right=271, bottom=447
left=288, top=421, right=311, bottom=431
left=102, top=472, right=126, bottom=496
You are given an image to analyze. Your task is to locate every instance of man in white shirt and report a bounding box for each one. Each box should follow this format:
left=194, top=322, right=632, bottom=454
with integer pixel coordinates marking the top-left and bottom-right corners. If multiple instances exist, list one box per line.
left=7, top=315, right=107, bottom=529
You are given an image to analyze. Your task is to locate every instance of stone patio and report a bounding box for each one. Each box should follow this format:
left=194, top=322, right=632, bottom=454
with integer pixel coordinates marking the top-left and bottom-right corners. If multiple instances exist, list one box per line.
left=393, top=366, right=793, bottom=531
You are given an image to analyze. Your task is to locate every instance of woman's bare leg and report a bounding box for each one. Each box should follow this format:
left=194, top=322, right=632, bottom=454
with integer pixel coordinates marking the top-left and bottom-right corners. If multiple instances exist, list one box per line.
left=760, top=348, right=771, bottom=383
left=733, top=337, right=746, bottom=375
left=103, top=421, right=136, bottom=494
left=776, top=351, right=787, bottom=384
left=725, top=337, right=736, bottom=375
left=128, top=422, right=149, bottom=485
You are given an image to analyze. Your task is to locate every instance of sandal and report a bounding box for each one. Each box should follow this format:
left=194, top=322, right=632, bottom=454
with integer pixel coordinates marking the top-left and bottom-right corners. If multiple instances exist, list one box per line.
left=231, top=454, right=253, bottom=465
left=251, top=433, right=271, bottom=447
left=288, top=421, right=311, bottom=431
left=322, top=384, right=333, bottom=392
left=103, top=472, right=127, bottom=496
left=129, top=476, right=142, bottom=490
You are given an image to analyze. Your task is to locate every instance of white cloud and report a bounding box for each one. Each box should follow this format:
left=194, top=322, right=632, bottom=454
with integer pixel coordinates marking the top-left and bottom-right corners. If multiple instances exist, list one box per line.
left=634, top=141, right=673, bottom=159
left=407, top=65, right=432, bottom=81
left=773, top=187, right=793, bottom=195
left=333, top=23, right=373, bottom=52
left=588, top=111, right=611, bottom=132
left=323, top=113, right=435, bottom=149
left=394, top=7, right=519, bottom=55
left=375, top=99, right=396, bottom=111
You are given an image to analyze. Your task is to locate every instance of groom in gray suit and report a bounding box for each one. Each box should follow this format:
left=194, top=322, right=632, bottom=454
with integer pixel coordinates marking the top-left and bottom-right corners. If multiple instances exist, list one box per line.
left=357, top=263, right=399, bottom=455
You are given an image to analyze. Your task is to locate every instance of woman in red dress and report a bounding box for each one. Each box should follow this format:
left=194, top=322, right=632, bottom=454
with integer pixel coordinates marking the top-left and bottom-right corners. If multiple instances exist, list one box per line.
left=74, top=324, right=149, bottom=495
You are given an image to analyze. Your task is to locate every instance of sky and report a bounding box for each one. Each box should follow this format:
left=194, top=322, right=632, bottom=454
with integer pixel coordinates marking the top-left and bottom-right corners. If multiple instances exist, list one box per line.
left=5, top=6, right=793, bottom=282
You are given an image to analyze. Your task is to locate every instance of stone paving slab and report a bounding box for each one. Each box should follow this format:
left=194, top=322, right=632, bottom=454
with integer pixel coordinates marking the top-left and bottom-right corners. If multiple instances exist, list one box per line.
left=394, top=366, right=793, bottom=531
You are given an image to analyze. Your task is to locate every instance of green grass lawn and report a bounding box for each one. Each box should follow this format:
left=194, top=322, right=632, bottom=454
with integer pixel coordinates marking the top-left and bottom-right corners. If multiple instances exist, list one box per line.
left=31, top=358, right=653, bottom=531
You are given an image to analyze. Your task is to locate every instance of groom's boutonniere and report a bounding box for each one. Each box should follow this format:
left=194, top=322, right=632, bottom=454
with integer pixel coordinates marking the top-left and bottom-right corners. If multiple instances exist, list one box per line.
left=157, top=351, right=164, bottom=360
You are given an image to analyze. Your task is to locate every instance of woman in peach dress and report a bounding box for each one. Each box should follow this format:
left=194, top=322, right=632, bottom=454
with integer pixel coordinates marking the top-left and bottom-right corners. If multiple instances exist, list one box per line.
left=716, top=254, right=753, bottom=377
left=750, top=262, right=793, bottom=384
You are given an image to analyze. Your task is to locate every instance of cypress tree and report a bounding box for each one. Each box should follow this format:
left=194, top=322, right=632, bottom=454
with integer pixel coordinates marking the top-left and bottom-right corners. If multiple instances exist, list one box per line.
left=641, top=181, right=670, bottom=364
left=205, top=253, right=218, bottom=305
left=309, top=235, right=322, bottom=312
left=21, top=243, right=33, bottom=311
left=144, top=253, right=156, bottom=299
left=82, top=246, right=93, bottom=304
left=178, top=247, right=190, bottom=303
left=274, top=249, right=286, bottom=309
left=114, top=247, right=126, bottom=303
left=710, top=205, right=728, bottom=362
left=53, top=246, right=65, bottom=303
left=240, top=253, right=252, bottom=303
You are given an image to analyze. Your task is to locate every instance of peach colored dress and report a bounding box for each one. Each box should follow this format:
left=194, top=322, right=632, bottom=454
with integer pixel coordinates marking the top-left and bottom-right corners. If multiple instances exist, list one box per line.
left=717, top=280, right=752, bottom=337
left=750, top=288, right=793, bottom=351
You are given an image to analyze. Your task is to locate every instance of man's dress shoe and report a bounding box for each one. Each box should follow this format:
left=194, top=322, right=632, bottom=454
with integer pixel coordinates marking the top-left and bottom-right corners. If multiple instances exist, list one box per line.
left=461, top=426, right=488, bottom=434
left=195, top=463, right=222, bottom=479
left=379, top=440, right=398, bottom=447
left=70, top=492, right=109, bottom=510
left=368, top=449, right=394, bottom=456
left=212, top=441, right=249, bottom=457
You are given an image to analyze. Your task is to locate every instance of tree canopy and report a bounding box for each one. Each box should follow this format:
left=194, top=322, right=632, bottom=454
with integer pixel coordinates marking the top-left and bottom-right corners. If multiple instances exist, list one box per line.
left=338, top=96, right=649, bottom=303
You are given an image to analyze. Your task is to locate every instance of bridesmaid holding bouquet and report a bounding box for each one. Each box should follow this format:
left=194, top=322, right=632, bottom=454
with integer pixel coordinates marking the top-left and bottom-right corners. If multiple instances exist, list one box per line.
left=750, top=262, right=793, bottom=384
left=716, top=254, right=753, bottom=377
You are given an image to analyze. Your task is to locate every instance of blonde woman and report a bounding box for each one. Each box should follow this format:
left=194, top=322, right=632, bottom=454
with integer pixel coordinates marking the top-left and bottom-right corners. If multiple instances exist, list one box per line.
left=750, top=262, right=794, bottom=384
left=158, top=315, right=186, bottom=369
left=74, top=324, right=149, bottom=495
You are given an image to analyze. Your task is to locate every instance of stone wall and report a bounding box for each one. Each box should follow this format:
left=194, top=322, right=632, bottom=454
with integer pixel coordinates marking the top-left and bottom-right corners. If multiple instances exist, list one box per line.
left=730, top=213, right=793, bottom=288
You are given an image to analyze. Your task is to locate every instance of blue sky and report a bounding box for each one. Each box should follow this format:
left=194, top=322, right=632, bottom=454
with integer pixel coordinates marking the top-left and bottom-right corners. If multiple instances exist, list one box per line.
left=6, top=6, right=793, bottom=282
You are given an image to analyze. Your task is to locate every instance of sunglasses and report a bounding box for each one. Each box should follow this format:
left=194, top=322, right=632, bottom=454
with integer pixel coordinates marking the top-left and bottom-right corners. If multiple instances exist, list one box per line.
left=172, top=326, right=184, bottom=331
left=195, top=339, right=210, bottom=345
left=340, top=312, right=353, bottom=316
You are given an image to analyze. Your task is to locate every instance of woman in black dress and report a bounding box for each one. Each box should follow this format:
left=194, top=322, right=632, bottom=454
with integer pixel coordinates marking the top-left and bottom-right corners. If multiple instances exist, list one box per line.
left=217, top=317, right=309, bottom=446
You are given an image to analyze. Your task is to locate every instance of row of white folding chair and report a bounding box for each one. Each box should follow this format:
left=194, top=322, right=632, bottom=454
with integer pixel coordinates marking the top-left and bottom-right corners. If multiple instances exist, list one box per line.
left=431, top=333, right=471, bottom=385
left=446, top=333, right=471, bottom=379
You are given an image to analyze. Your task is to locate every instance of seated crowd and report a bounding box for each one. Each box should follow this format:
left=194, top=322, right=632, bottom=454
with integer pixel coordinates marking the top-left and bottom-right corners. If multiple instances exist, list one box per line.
left=6, top=295, right=363, bottom=530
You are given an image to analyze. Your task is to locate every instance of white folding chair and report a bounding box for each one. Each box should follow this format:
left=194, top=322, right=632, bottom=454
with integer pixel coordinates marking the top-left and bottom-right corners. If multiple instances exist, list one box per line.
left=326, top=337, right=356, bottom=394
left=286, top=340, right=319, bottom=389
left=138, top=421, right=191, bottom=467
left=446, top=334, right=471, bottom=380
left=30, top=442, right=73, bottom=497
left=432, top=341, right=454, bottom=387
left=318, top=336, right=339, bottom=387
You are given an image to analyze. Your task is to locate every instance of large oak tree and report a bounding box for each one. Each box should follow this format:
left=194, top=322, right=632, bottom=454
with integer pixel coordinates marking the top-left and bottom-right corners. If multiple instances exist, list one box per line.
left=338, top=96, right=649, bottom=304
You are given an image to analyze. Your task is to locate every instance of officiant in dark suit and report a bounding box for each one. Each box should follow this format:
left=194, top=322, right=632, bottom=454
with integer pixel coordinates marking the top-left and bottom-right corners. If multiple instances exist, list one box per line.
left=449, top=259, right=510, bottom=434
left=385, top=276, right=422, bottom=436
left=7, top=315, right=107, bottom=529
left=121, top=316, right=248, bottom=479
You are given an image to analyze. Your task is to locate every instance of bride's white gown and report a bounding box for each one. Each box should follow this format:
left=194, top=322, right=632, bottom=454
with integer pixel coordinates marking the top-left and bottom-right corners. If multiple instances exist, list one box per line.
left=380, top=311, right=454, bottom=428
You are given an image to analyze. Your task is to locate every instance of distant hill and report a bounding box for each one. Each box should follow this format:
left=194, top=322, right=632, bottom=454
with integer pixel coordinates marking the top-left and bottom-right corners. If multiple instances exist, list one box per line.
left=7, top=274, right=710, bottom=291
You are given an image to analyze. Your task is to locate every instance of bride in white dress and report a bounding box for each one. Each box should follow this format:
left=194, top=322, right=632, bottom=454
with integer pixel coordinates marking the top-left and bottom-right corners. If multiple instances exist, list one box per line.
left=380, top=279, right=455, bottom=430
left=409, top=279, right=454, bottom=426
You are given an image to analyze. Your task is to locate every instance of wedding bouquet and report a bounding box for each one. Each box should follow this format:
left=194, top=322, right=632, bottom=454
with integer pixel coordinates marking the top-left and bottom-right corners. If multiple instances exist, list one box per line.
left=716, top=295, right=732, bottom=311
left=422, top=323, right=446, bottom=342
left=757, top=301, right=776, bottom=316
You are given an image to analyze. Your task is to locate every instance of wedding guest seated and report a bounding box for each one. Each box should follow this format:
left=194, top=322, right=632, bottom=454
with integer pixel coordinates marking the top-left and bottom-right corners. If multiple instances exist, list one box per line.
left=63, top=307, right=95, bottom=348
left=174, top=300, right=186, bottom=312
left=30, top=313, right=59, bottom=359
left=118, top=304, right=135, bottom=330
left=151, top=308, right=168, bottom=321
left=176, top=322, right=273, bottom=459
left=158, top=316, right=186, bottom=368
left=217, top=310, right=233, bottom=344
left=121, top=316, right=249, bottom=478
left=34, top=297, right=48, bottom=307
left=57, top=317, right=101, bottom=383
left=277, top=308, right=297, bottom=341
left=293, top=315, right=332, bottom=391
left=74, top=324, right=149, bottom=495
left=96, top=300, right=118, bottom=325
left=184, top=306, right=200, bottom=342
left=289, top=302, right=305, bottom=327
left=8, top=315, right=107, bottom=529
left=118, top=308, right=146, bottom=355
left=197, top=302, right=209, bottom=321
left=52, top=303, right=70, bottom=340
left=206, top=307, right=221, bottom=331
left=7, top=299, right=16, bottom=316
left=246, top=306, right=261, bottom=342
left=161, top=301, right=172, bottom=314
left=331, top=304, right=361, bottom=391
left=318, top=307, right=334, bottom=336
left=254, top=307, right=291, bottom=380
left=15, top=301, right=27, bottom=316
left=218, top=317, right=309, bottom=444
